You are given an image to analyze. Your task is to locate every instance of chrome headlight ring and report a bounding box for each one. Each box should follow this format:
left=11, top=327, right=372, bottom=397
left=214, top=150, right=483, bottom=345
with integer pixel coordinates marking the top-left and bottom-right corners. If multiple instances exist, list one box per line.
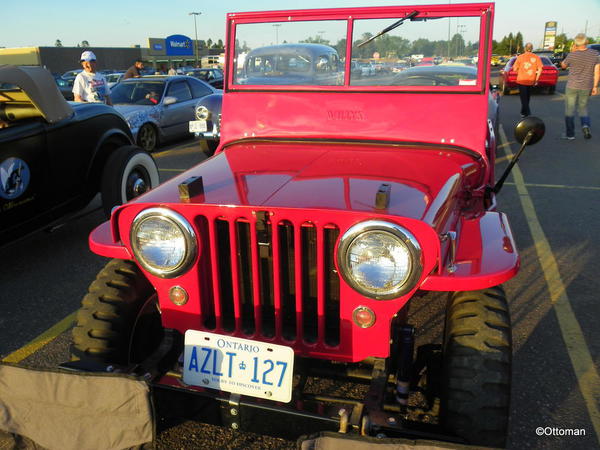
left=337, top=220, right=422, bottom=300
left=195, top=105, right=210, bottom=120
left=130, top=208, right=198, bottom=278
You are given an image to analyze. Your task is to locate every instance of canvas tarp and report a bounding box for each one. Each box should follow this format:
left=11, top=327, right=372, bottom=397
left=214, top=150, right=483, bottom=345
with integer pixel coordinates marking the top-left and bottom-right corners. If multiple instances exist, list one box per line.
left=297, top=431, right=498, bottom=450
left=0, top=363, right=154, bottom=450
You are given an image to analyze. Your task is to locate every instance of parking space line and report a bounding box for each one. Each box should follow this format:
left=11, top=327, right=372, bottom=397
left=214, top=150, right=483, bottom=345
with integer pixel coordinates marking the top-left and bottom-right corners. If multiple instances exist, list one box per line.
left=500, top=125, right=600, bottom=443
left=504, top=182, right=600, bottom=191
left=1, top=311, right=76, bottom=364
left=153, top=146, right=200, bottom=159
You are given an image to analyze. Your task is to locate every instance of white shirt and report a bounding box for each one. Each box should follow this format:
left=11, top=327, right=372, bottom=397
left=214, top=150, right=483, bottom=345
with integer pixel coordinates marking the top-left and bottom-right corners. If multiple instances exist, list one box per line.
left=72, top=71, right=110, bottom=103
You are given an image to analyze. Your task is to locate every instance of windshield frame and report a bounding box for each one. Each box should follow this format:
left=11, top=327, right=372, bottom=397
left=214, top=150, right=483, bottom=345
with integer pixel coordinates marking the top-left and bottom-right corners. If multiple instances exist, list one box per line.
left=226, top=4, right=493, bottom=93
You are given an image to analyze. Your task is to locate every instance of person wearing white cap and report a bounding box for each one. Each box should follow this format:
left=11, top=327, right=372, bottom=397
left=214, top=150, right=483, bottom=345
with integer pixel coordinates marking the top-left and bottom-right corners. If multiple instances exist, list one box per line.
left=72, top=50, right=112, bottom=105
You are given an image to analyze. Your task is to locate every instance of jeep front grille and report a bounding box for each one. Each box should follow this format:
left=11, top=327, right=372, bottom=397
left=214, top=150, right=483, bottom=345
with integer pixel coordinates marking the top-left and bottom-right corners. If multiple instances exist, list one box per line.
left=197, top=211, right=341, bottom=349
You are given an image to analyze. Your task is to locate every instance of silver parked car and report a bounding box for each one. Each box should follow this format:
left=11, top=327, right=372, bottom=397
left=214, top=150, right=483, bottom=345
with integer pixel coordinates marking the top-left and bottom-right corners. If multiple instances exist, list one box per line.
left=105, top=72, right=125, bottom=89
left=111, top=75, right=218, bottom=151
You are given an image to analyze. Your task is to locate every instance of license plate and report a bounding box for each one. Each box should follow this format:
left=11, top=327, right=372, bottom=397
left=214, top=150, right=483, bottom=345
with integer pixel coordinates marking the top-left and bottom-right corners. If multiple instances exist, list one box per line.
left=183, top=330, right=294, bottom=403
left=189, top=120, right=207, bottom=133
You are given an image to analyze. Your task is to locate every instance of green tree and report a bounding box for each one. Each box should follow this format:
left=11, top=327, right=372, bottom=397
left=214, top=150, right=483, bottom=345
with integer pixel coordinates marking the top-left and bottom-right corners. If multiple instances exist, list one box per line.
left=449, top=33, right=465, bottom=57
left=81, top=40, right=90, bottom=47
left=300, top=35, right=330, bottom=45
left=515, top=32, right=524, bottom=53
left=55, top=39, right=62, bottom=47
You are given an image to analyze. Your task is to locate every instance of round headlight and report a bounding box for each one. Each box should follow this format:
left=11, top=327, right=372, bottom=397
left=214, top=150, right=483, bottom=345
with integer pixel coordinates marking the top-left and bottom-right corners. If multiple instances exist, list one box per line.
left=195, top=105, right=210, bottom=120
left=130, top=208, right=197, bottom=278
left=337, top=221, right=422, bottom=299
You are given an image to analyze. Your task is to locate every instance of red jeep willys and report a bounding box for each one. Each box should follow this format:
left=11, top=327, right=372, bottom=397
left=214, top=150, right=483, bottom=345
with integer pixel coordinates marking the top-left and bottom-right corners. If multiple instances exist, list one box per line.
left=71, top=3, right=544, bottom=447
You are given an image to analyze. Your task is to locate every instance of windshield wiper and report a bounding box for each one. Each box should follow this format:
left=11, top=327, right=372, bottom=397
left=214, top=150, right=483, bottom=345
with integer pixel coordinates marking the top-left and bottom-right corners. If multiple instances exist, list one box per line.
left=356, top=10, right=419, bottom=48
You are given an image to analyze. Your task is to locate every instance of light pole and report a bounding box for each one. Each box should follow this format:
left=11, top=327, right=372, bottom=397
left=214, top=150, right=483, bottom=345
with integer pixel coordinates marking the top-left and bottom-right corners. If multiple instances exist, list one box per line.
left=189, top=12, right=202, bottom=67
left=273, top=24, right=281, bottom=45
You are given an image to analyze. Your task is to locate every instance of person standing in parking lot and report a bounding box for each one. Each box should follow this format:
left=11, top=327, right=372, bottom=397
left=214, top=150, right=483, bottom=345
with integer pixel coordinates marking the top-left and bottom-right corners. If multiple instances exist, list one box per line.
left=123, top=59, right=144, bottom=79
left=511, top=43, right=542, bottom=118
left=560, top=33, right=600, bottom=140
left=72, top=51, right=112, bottom=105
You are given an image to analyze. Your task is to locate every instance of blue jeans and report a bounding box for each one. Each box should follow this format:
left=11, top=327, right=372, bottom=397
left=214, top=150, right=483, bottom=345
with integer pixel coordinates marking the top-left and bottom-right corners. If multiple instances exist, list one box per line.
left=564, top=87, right=591, bottom=137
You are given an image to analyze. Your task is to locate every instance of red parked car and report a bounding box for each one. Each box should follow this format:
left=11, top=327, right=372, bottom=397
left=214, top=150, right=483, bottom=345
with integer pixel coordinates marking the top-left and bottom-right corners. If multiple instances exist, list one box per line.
left=499, top=55, right=559, bottom=94
left=10, top=3, right=543, bottom=449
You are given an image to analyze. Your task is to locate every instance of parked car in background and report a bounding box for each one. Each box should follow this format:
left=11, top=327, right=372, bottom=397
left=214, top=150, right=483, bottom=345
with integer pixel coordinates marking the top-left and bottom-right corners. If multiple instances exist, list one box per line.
left=359, top=61, right=375, bottom=76
left=588, top=44, right=600, bottom=53
left=391, top=62, right=410, bottom=73
left=51, top=74, right=74, bottom=100
left=188, top=92, right=222, bottom=155
left=185, top=68, right=224, bottom=89
left=110, top=75, right=218, bottom=152
left=350, top=60, right=363, bottom=79
left=62, top=69, right=82, bottom=79
left=106, top=72, right=125, bottom=89
left=61, top=69, right=82, bottom=85
left=235, top=43, right=343, bottom=85
left=499, top=55, right=559, bottom=94
left=0, top=65, right=160, bottom=245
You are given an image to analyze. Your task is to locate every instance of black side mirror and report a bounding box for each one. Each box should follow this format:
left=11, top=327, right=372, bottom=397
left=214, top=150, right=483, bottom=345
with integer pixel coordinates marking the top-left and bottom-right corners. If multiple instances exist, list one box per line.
left=494, top=116, right=545, bottom=194
left=514, top=116, right=545, bottom=146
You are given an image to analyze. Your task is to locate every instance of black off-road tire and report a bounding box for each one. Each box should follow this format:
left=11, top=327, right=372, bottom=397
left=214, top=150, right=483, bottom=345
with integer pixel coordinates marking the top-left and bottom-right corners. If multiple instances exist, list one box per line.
left=100, top=145, right=160, bottom=217
left=441, top=286, right=512, bottom=447
left=72, top=259, right=160, bottom=366
left=548, top=85, right=556, bottom=95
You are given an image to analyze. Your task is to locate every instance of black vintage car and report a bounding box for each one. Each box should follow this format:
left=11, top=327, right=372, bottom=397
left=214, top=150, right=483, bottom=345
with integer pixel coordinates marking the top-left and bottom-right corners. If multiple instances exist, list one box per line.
left=185, top=68, right=224, bottom=89
left=0, top=65, right=160, bottom=246
left=189, top=92, right=222, bottom=155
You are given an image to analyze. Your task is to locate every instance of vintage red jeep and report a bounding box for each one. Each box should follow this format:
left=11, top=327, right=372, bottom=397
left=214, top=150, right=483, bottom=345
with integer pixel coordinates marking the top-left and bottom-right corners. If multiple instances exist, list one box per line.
left=71, top=3, right=545, bottom=447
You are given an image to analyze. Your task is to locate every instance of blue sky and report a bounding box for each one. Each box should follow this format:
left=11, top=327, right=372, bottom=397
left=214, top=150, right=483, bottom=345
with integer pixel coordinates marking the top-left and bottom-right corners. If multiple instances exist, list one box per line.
left=2, top=0, right=599, bottom=49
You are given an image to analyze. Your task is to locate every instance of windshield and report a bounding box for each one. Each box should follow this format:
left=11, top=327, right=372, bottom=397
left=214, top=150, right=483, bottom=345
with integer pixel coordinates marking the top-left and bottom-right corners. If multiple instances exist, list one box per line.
left=106, top=73, right=123, bottom=83
left=350, top=16, right=480, bottom=86
left=111, top=80, right=165, bottom=105
left=233, top=21, right=347, bottom=86
left=231, top=10, right=485, bottom=90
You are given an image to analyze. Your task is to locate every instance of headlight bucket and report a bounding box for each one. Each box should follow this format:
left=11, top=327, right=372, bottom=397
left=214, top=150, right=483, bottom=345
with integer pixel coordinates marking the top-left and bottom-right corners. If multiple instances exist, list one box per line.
left=337, top=220, right=422, bottom=300
left=130, top=208, right=197, bottom=278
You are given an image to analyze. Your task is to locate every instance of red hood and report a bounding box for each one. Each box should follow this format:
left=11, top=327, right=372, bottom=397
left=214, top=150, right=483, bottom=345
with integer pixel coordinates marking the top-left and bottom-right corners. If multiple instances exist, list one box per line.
left=137, top=141, right=482, bottom=231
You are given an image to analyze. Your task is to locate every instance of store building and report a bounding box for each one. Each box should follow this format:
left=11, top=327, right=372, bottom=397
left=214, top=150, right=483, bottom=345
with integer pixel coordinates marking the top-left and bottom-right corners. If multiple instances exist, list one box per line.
left=0, top=34, right=223, bottom=75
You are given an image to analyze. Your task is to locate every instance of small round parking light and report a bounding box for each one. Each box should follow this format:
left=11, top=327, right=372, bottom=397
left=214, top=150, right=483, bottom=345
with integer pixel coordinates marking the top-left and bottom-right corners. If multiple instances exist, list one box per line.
left=353, top=306, right=376, bottom=328
left=169, top=286, right=189, bottom=306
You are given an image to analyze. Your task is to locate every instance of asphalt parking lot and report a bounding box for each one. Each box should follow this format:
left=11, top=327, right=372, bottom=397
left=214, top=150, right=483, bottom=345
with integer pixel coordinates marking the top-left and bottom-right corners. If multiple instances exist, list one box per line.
left=1, top=71, right=599, bottom=449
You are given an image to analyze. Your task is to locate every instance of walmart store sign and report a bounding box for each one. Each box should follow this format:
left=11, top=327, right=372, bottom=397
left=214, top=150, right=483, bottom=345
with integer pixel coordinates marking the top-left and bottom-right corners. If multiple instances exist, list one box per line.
left=165, top=35, right=193, bottom=56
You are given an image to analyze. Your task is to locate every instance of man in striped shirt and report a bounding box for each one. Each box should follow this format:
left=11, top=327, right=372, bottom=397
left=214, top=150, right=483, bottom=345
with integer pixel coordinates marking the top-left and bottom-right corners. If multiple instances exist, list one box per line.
left=560, top=33, right=600, bottom=140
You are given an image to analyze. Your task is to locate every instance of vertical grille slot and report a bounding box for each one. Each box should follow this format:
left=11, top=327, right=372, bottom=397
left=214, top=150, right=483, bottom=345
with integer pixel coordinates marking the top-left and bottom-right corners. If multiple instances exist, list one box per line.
left=215, top=218, right=235, bottom=332
left=235, top=220, right=255, bottom=335
left=324, top=226, right=340, bottom=346
left=277, top=221, right=296, bottom=341
left=254, top=215, right=275, bottom=338
left=301, top=223, right=318, bottom=343
left=196, top=216, right=216, bottom=330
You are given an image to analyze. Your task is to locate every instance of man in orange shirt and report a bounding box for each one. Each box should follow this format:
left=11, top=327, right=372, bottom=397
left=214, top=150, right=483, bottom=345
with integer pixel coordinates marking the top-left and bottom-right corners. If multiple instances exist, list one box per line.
left=512, top=43, right=543, bottom=117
